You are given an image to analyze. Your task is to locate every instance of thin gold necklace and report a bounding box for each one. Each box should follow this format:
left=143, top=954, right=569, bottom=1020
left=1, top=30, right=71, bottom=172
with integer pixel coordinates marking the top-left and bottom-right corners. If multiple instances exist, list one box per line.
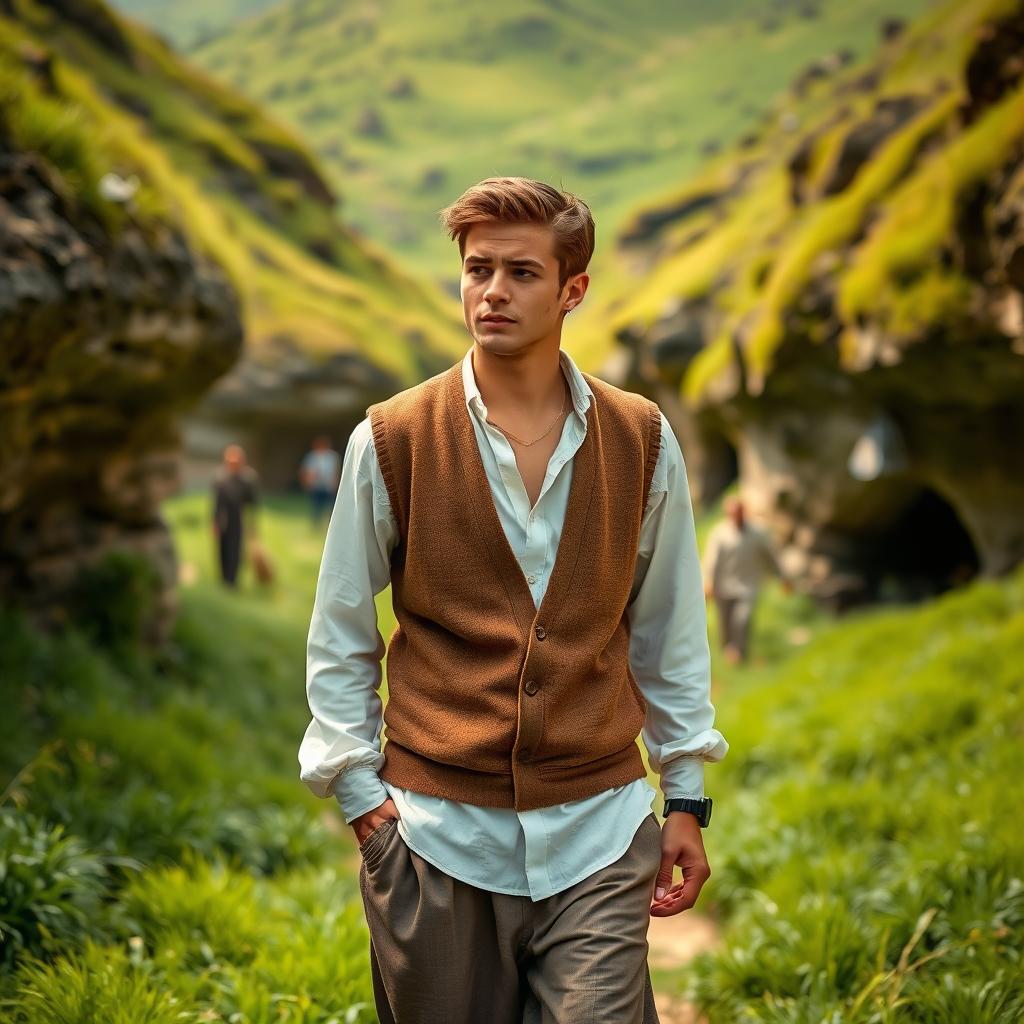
left=490, top=381, right=568, bottom=447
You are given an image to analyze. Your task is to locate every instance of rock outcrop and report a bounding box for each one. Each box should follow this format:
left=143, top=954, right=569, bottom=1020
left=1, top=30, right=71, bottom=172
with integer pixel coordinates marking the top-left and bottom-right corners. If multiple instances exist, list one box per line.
left=181, top=335, right=449, bottom=489
left=2, top=0, right=464, bottom=499
left=602, top=0, right=1024, bottom=607
left=0, top=148, right=243, bottom=641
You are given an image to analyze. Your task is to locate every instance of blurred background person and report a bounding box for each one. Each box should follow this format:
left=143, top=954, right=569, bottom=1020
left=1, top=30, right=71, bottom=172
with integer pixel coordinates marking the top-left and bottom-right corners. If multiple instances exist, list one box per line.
left=298, top=435, right=341, bottom=528
left=211, top=443, right=260, bottom=588
left=703, top=495, right=790, bottom=665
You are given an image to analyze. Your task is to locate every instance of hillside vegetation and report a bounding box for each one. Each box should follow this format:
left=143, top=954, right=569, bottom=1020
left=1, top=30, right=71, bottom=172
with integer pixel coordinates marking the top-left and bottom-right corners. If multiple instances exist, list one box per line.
left=586, top=0, right=1024, bottom=395
left=114, top=0, right=276, bottom=49
left=151, top=0, right=934, bottom=281
left=1, top=0, right=463, bottom=380
left=1, top=495, right=1020, bottom=1021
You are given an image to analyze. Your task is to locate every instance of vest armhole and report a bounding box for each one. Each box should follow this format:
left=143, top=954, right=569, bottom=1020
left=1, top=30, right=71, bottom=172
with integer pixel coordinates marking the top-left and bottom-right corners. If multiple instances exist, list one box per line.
left=641, top=403, right=662, bottom=521
left=368, top=406, right=406, bottom=538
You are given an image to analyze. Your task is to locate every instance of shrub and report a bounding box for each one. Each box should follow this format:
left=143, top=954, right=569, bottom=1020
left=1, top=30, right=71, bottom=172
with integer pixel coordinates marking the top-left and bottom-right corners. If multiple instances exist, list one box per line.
left=0, top=808, right=129, bottom=970
left=64, top=551, right=163, bottom=658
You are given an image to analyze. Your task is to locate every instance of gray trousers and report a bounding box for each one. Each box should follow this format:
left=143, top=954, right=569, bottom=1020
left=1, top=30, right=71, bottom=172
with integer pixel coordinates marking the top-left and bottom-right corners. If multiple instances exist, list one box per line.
left=358, top=812, right=663, bottom=1023
left=715, top=594, right=754, bottom=659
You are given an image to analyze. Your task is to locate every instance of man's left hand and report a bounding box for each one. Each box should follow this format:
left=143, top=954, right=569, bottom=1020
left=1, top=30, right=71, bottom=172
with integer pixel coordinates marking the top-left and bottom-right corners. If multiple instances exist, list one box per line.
left=650, top=812, right=711, bottom=917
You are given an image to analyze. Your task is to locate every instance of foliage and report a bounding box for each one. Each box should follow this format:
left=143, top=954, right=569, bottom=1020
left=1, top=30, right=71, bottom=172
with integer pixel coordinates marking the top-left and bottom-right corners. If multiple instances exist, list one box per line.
left=675, top=569, right=1024, bottom=1022
left=0, top=808, right=124, bottom=971
left=3, top=495, right=1021, bottom=1021
left=63, top=551, right=162, bottom=657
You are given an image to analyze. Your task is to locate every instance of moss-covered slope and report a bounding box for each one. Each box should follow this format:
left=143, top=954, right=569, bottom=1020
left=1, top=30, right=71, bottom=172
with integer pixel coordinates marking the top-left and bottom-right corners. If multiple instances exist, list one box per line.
left=602, top=0, right=1024, bottom=394
left=590, top=0, right=1024, bottom=605
left=2, top=0, right=463, bottom=378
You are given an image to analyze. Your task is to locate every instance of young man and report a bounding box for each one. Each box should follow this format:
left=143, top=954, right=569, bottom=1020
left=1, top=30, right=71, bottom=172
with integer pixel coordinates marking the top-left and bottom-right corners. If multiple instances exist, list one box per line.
left=298, top=177, right=729, bottom=1023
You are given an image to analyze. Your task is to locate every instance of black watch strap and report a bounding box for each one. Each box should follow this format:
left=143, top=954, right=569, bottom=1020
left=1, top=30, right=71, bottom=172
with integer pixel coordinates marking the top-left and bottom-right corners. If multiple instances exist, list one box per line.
left=662, top=796, right=712, bottom=827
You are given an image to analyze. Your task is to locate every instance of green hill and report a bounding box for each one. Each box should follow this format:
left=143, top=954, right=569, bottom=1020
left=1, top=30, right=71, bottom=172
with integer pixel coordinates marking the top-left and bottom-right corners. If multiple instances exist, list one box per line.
left=131, top=0, right=934, bottom=282
left=114, top=0, right=275, bottom=49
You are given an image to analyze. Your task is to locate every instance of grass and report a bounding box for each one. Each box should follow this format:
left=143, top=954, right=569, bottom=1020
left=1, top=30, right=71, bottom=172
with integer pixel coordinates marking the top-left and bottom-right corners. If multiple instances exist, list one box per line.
left=675, top=567, right=1024, bottom=1021
left=1, top=491, right=1020, bottom=1021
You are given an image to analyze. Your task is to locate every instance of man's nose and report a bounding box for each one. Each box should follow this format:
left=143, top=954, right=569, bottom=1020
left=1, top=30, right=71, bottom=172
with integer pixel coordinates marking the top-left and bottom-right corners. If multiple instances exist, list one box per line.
left=483, top=273, right=510, bottom=302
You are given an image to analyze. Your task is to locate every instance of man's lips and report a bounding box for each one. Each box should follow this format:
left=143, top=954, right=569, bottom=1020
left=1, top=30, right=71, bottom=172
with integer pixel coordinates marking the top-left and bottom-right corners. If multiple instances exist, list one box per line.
left=479, top=314, right=516, bottom=323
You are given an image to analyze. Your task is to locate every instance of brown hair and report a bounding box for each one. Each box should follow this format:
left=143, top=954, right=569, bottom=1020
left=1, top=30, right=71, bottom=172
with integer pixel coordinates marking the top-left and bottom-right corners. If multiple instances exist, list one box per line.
left=439, top=176, right=595, bottom=288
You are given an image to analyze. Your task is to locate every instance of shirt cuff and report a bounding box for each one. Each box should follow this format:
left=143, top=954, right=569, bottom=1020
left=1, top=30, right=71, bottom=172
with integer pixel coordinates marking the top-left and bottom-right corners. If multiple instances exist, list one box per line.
left=660, top=755, right=706, bottom=800
left=332, top=765, right=390, bottom=824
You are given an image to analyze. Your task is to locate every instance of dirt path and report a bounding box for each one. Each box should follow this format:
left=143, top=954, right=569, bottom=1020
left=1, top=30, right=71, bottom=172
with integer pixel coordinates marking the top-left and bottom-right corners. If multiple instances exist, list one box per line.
left=647, top=911, right=721, bottom=1024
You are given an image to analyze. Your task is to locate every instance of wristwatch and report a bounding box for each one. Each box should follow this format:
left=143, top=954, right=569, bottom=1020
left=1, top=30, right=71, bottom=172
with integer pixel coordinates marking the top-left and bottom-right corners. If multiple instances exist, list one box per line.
left=662, top=796, right=713, bottom=827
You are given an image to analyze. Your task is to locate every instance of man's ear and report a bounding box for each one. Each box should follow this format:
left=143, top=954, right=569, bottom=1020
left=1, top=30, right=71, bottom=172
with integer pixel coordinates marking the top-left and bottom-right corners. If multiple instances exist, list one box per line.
left=562, top=272, right=590, bottom=312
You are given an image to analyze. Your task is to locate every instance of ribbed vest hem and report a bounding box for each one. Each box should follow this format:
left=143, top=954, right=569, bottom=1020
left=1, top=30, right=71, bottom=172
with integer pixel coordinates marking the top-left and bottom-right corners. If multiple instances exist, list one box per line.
left=380, top=739, right=648, bottom=812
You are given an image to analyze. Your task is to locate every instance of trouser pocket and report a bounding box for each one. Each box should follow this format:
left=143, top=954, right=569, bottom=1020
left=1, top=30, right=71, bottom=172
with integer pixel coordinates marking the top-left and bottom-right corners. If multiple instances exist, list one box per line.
left=360, top=817, right=399, bottom=870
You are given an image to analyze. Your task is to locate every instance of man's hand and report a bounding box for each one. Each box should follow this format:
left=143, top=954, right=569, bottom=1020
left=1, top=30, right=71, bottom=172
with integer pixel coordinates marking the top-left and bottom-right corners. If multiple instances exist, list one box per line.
left=650, top=812, right=711, bottom=917
left=352, top=798, right=401, bottom=847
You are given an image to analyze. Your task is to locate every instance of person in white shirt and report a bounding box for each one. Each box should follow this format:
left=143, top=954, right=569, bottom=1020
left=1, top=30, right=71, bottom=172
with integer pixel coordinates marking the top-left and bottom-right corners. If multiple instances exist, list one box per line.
left=298, top=176, right=728, bottom=1022
left=298, top=435, right=341, bottom=527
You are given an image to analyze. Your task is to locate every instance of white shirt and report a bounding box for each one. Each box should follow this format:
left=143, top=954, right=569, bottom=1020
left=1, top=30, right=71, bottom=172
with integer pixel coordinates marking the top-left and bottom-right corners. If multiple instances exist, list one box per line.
left=703, top=518, right=782, bottom=599
left=300, top=448, right=341, bottom=490
left=299, top=347, right=729, bottom=901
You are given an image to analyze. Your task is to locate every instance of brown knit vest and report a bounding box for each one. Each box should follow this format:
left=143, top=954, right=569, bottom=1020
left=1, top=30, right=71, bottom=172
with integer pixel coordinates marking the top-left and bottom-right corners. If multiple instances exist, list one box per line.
left=367, top=358, right=662, bottom=810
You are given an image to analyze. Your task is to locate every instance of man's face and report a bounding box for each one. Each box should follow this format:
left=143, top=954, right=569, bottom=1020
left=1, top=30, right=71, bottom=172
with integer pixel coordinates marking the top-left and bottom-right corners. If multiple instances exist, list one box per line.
left=460, top=221, right=587, bottom=356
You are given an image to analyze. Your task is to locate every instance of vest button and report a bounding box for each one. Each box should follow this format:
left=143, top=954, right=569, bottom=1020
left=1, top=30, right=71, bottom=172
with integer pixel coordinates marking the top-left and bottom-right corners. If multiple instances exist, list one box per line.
left=524, top=679, right=539, bottom=695
left=535, top=625, right=547, bottom=640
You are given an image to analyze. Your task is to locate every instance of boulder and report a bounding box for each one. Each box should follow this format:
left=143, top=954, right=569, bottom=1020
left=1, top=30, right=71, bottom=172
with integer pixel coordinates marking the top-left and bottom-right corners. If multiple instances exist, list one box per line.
left=0, top=150, right=243, bottom=642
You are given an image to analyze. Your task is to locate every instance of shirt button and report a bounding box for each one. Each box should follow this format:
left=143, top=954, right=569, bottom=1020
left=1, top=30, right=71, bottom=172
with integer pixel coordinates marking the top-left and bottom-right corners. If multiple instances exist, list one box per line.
left=535, top=625, right=547, bottom=640
left=524, top=679, right=539, bottom=695
left=527, top=575, right=537, bottom=585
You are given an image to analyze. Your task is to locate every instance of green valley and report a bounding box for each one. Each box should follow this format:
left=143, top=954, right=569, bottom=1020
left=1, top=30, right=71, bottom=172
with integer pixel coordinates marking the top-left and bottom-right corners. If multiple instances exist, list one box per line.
left=117, top=0, right=933, bottom=283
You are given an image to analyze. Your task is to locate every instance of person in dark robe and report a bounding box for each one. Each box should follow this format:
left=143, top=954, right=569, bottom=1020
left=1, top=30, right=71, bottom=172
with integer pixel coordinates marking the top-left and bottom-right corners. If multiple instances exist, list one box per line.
left=211, top=444, right=260, bottom=587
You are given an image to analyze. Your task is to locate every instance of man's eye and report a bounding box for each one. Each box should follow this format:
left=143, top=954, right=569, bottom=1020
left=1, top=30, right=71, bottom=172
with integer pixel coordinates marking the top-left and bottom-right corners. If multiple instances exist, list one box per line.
left=515, top=269, right=534, bottom=278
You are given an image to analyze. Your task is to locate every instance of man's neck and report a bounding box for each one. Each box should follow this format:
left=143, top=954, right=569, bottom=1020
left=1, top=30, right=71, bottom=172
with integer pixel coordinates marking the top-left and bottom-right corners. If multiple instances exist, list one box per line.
left=471, top=342, right=566, bottom=419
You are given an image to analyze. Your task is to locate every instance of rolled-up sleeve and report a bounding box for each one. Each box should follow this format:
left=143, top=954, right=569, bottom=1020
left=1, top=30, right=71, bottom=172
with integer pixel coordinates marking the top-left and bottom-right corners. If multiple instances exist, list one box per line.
left=298, top=417, right=398, bottom=822
left=628, top=414, right=729, bottom=799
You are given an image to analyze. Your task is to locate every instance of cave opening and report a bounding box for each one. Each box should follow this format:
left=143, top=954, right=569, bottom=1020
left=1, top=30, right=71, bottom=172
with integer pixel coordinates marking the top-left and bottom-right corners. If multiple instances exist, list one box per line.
left=862, top=487, right=979, bottom=602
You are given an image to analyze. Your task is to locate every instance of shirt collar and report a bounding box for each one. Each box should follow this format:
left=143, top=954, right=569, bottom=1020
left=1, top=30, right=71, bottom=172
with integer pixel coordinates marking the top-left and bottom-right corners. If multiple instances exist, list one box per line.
left=461, top=346, right=592, bottom=426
